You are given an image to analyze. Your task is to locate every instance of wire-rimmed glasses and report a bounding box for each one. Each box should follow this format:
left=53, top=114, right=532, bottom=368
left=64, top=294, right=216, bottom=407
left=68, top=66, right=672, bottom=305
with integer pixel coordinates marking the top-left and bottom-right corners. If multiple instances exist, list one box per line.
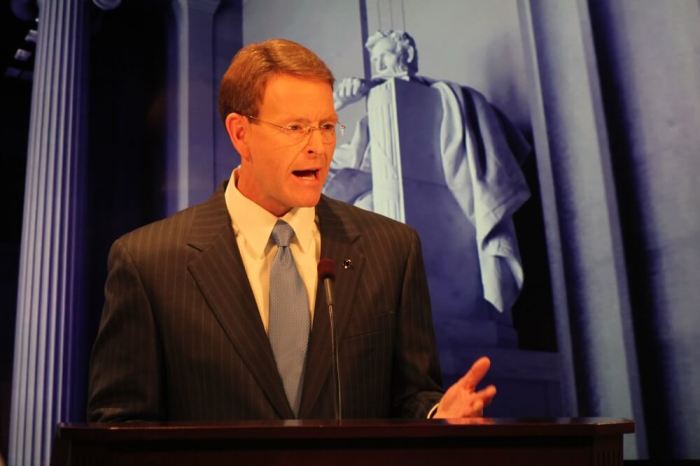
left=246, top=115, right=345, bottom=143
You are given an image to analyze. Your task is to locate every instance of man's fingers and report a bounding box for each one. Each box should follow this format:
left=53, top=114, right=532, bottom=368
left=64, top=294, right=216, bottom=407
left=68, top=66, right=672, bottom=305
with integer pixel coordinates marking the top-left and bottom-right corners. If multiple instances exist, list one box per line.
left=472, top=399, right=484, bottom=416
left=436, top=357, right=496, bottom=419
left=459, top=356, right=491, bottom=390
left=476, top=384, right=497, bottom=406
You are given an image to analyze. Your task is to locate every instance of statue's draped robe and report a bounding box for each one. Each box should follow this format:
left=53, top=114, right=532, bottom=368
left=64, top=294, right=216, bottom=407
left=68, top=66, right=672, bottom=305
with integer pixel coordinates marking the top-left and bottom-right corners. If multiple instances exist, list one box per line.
left=325, top=79, right=530, bottom=313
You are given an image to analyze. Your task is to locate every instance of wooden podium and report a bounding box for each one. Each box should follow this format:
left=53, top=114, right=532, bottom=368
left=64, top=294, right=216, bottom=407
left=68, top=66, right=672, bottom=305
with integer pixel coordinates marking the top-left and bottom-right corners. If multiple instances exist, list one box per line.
left=51, top=418, right=633, bottom=466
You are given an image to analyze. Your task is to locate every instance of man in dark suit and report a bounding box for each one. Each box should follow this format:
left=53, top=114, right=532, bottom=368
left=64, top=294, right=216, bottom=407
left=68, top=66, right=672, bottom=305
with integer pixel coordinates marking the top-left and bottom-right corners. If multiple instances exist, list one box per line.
left=87, top=38, right=495, bottom=422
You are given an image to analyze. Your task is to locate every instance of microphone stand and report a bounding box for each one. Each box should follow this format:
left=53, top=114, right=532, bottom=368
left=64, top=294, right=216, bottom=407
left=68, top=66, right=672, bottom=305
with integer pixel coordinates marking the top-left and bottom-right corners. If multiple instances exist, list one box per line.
left=324, top=280, right=342, bottom=421
left=318, top=258, right=341, bottom=421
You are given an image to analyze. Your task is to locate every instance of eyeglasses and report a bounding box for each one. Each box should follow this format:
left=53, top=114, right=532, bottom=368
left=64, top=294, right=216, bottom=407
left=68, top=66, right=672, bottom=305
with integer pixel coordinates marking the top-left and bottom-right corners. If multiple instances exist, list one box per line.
left=246, top=115, right=345, bottom=143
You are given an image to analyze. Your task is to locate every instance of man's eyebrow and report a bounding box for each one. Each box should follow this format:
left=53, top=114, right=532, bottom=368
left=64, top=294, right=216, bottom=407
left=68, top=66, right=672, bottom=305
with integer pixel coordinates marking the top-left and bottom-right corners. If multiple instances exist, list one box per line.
left=279, top=116, right=339, bottom=124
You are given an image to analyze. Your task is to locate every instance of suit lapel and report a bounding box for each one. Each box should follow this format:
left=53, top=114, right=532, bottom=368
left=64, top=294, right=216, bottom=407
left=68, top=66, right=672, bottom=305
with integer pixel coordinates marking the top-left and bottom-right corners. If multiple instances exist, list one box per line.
left=186, top=191, right=294, bottom=419
left=299, top=196, right=365, bottom=417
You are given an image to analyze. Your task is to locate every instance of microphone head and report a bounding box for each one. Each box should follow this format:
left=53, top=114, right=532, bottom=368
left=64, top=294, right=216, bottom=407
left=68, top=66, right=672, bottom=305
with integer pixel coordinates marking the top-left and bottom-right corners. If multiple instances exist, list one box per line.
left=317, top=258, right=336, bottom=281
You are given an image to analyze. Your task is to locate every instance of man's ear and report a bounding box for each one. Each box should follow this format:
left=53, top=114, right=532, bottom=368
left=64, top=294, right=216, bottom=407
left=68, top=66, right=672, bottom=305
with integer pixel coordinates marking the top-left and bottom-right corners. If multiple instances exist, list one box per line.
left=225, top=113, right=251, bottom=161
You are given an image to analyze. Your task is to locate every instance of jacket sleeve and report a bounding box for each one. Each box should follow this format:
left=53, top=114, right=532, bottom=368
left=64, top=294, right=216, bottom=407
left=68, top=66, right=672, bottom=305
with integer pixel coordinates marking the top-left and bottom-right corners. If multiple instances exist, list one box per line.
left=391, top=228, right=445, bottom=418
left=87, top=238, right=165, bottom=422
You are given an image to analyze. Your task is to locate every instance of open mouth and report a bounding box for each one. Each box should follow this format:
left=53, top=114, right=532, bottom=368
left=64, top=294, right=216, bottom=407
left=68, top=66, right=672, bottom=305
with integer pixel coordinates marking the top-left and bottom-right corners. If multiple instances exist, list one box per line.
left=292, top=169, right=319, bottom=180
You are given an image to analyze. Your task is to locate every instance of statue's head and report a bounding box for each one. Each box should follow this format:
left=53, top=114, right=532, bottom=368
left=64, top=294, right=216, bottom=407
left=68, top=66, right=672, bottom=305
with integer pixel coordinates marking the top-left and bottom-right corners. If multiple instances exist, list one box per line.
left=365, top=30, right=418, bottom=80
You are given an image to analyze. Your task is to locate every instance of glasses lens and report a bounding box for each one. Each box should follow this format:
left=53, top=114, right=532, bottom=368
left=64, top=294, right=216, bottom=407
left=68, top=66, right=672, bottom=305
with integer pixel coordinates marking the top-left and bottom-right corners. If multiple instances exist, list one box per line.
left=320, top=125, right=336, bottom=142
left=291, top=125, right=339, bottom=142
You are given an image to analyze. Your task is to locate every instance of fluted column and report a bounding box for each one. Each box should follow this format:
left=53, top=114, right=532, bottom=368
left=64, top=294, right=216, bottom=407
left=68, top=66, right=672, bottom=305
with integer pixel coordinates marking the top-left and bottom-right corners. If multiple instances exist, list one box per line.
left=9, top=1, right=88, bottom=465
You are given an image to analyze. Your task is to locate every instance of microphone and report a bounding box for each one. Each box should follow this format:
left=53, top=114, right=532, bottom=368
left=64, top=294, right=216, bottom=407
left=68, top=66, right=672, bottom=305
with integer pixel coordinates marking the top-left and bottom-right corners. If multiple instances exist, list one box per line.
left=318, top=258, right=341, bottom=420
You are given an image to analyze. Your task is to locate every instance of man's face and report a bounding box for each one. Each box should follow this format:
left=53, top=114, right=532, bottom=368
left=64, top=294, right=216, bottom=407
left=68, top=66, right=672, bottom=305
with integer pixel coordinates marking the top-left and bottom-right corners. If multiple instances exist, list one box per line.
left=370, top=37, right=403, bottom=79
left=233, top=74, right=337, bottom=217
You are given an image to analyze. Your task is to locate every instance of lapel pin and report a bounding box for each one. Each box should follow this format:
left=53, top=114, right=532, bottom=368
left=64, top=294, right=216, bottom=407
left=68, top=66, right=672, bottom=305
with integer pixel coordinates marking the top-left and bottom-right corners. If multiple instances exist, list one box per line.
left=343, top=259, right=353, bottom=270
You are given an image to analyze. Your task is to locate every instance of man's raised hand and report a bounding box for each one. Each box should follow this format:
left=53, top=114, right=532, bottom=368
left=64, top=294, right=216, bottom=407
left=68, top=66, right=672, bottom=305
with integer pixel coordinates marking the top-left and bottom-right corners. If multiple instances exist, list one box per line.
left=434, top=356, right=496, bottom=418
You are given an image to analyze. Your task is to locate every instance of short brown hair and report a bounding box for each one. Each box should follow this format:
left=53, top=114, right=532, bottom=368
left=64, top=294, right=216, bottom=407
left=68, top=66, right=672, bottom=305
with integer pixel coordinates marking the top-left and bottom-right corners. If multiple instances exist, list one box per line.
left=218, top=38, right=335, bottom=123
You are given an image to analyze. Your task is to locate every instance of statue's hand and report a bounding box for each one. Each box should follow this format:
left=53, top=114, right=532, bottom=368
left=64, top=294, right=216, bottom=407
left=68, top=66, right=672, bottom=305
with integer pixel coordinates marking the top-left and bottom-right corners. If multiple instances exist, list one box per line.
left=334, top=77, right=371, bottom=111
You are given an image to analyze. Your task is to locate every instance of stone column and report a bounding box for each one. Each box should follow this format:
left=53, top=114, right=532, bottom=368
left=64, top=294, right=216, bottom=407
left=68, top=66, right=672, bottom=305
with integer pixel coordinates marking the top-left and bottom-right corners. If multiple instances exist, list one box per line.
left=168, top=0, right=221, bottom=213
left=519, top=0, right=646, bottom=457
left=9, top=1, right=89, bottom=465
left=587, top=1, right=700, bottom=457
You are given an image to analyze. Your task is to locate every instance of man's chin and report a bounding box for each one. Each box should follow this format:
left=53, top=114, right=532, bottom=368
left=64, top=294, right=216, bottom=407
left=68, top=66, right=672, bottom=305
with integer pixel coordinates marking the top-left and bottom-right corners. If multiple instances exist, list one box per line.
left=283, top=180, right=326, bottom=209
left=301, top=194, right=323, bottom=207
left=293, top=191, right=323, bottom=208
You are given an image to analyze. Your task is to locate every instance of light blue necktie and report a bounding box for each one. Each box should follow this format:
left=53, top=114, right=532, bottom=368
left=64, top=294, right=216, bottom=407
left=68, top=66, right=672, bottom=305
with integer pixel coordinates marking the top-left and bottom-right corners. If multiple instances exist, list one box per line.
left=268, top=220, right=310, bottom=416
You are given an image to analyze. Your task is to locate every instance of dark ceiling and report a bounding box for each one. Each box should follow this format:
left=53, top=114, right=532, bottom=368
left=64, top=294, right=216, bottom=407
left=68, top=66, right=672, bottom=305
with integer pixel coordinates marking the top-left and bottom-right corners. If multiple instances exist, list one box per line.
left=1, top=3, right=36, bottom=80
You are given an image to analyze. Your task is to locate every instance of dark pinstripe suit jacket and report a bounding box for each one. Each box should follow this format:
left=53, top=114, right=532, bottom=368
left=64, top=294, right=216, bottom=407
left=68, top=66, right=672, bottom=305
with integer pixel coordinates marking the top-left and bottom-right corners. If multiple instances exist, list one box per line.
left=87, top=189, right=444, bottom=422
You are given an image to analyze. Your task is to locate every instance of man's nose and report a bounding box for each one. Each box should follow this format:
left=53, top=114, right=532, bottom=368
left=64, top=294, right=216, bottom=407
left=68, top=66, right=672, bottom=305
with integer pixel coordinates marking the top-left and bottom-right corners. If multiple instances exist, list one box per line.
left=304, top=127, right=326, bottom=155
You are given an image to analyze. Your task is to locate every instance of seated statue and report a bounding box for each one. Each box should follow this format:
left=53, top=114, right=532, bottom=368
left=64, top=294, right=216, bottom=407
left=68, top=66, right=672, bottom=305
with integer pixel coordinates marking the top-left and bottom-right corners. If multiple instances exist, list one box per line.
left=325, top=30, right=531, bottom=316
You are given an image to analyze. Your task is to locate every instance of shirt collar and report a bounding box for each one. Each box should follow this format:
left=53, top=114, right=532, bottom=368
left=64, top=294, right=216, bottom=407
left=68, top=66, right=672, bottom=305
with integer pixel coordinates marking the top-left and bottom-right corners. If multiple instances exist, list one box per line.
left=224, top=168, right=316, bottom=258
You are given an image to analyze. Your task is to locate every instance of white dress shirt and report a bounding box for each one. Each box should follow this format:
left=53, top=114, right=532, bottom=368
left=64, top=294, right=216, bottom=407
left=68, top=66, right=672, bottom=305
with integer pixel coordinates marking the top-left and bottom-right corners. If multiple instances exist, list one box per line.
left=224, top=168, right=320, bottom=333
left=224, top=168, right=441, bottom=417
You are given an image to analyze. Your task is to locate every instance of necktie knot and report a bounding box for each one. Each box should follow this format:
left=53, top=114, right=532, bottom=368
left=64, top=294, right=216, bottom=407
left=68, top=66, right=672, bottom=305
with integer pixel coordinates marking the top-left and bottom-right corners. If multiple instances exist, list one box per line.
left=271, top=220, right=295, bottom=248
